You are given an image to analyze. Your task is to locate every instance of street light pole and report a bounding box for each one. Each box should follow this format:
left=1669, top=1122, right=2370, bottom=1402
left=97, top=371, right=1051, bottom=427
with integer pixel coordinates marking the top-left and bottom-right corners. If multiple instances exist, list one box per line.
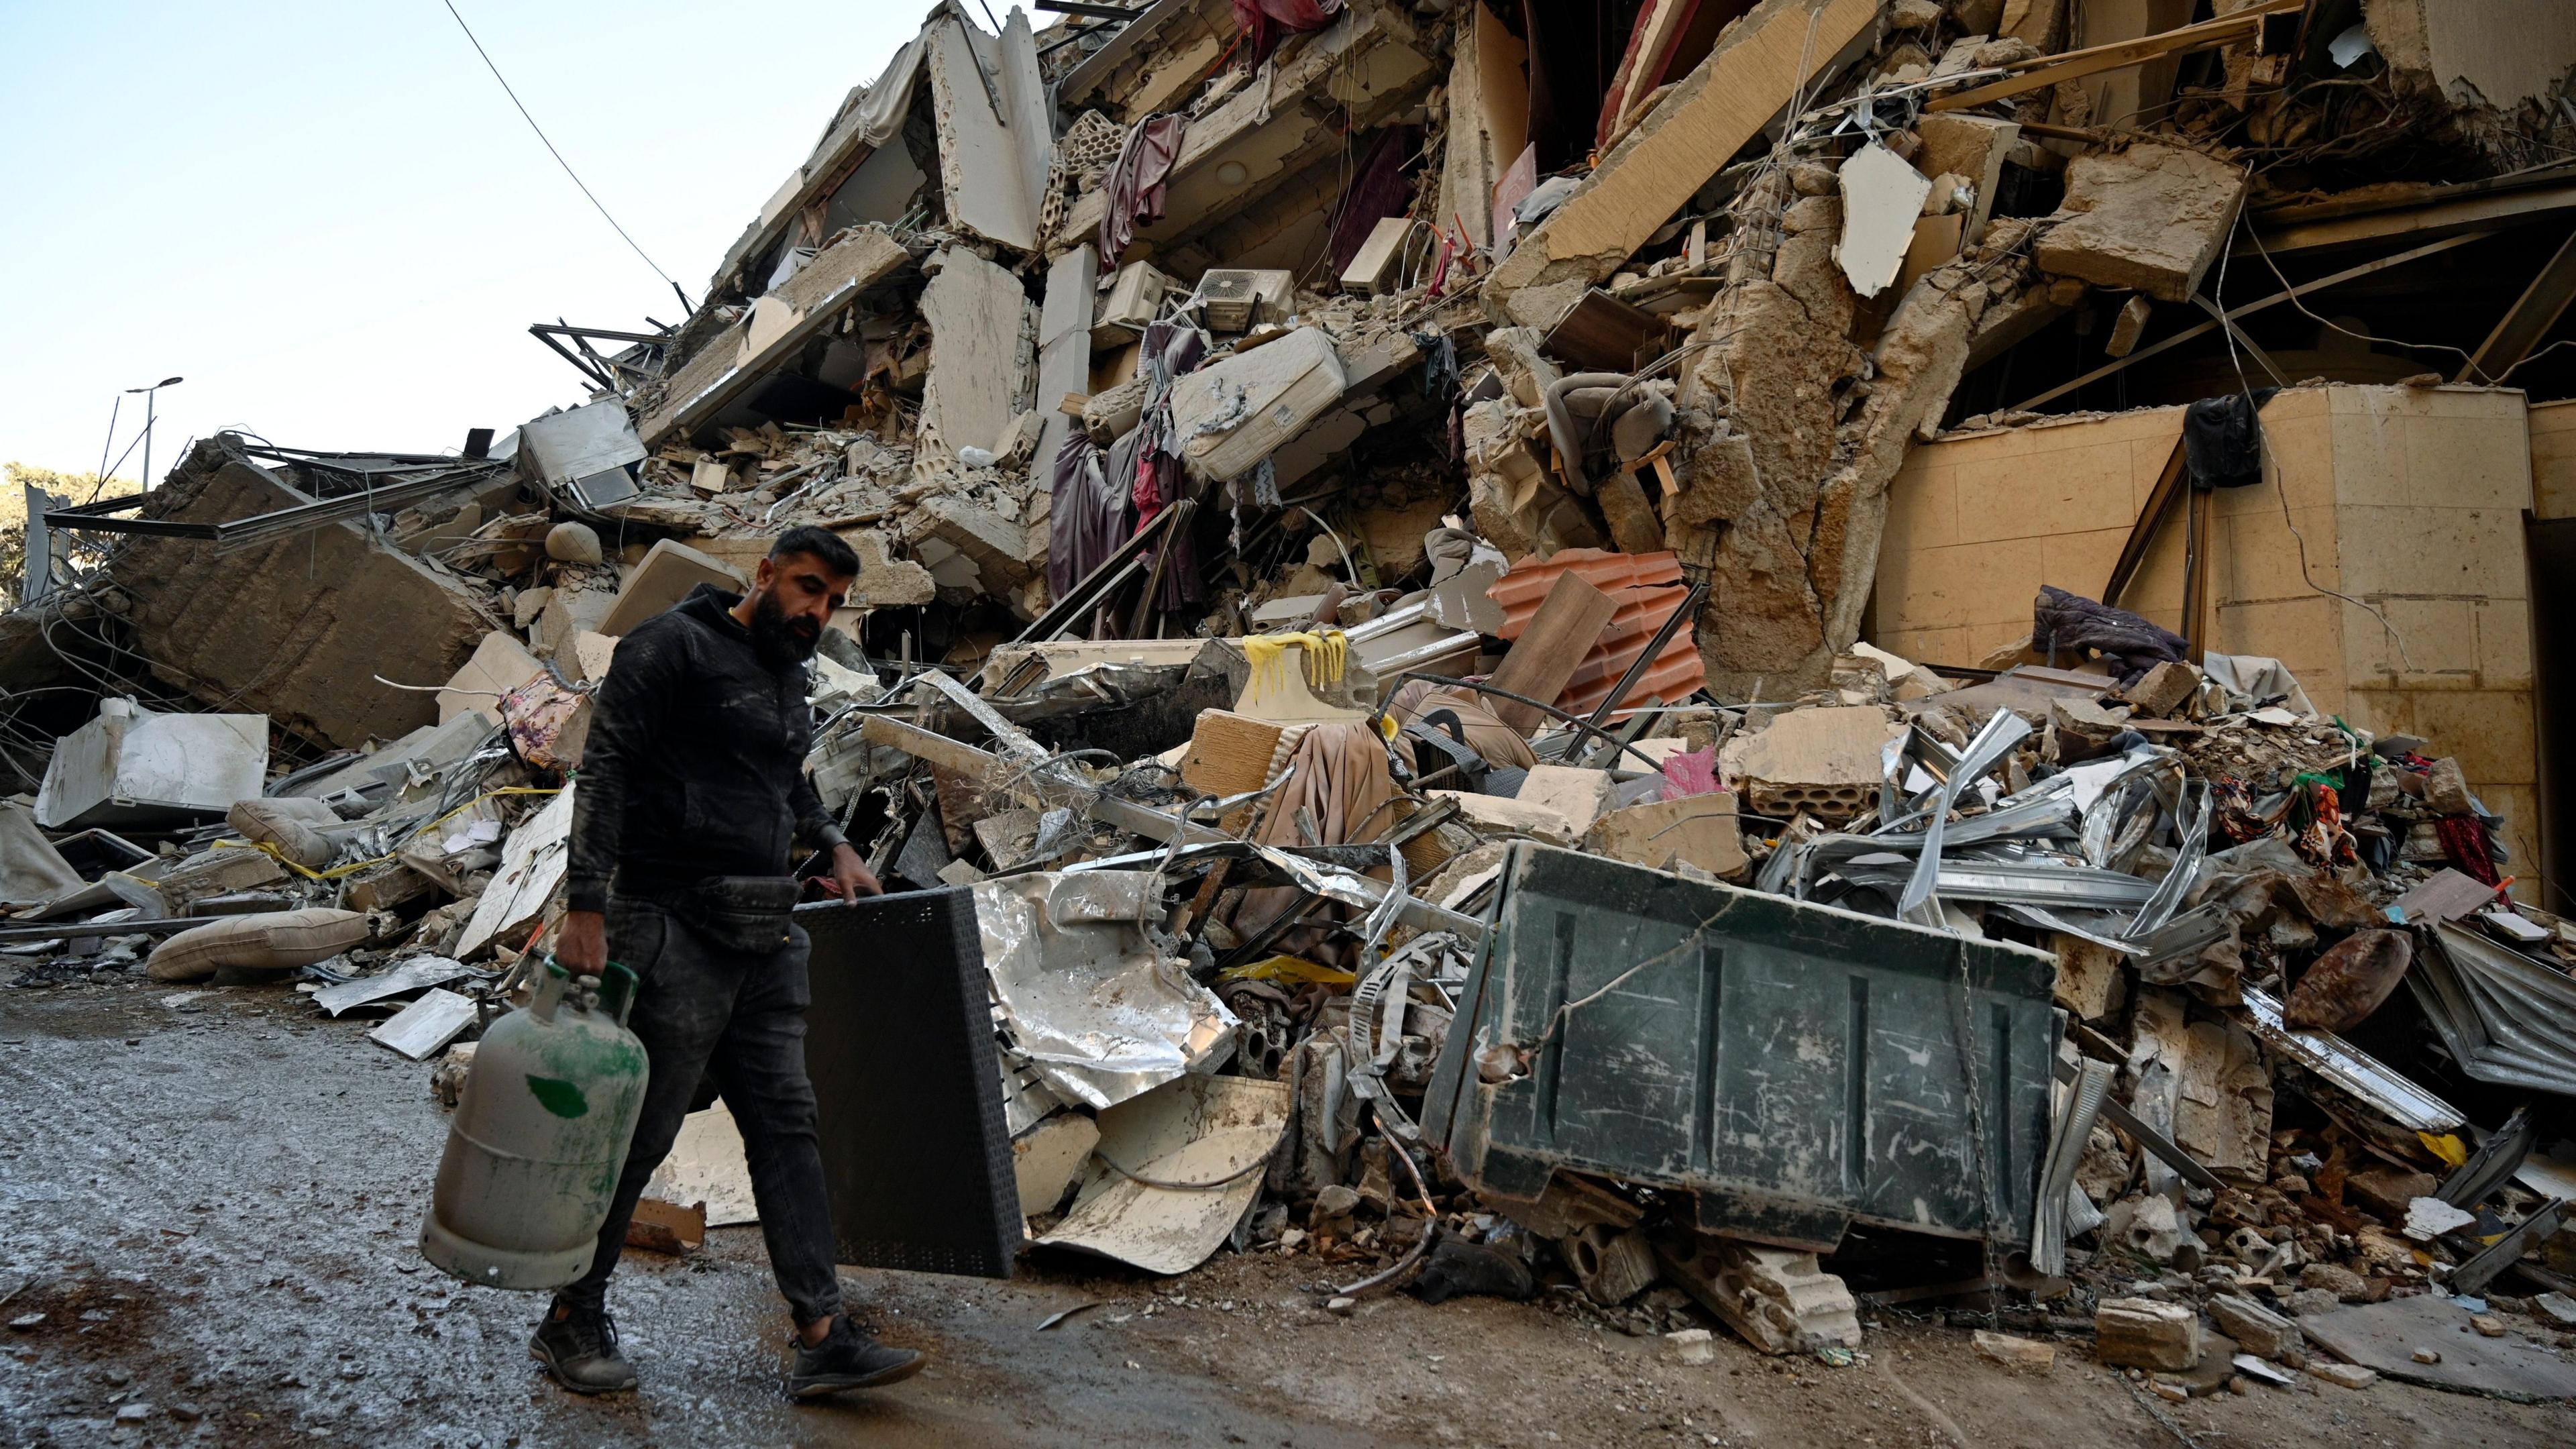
left=123, top=376, right=184, bottom=490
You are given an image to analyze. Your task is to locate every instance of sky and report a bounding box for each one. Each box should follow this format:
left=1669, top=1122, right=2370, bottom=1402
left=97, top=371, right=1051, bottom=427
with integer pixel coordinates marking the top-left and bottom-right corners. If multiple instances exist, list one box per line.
left=0, top=1, right=937, bottom=484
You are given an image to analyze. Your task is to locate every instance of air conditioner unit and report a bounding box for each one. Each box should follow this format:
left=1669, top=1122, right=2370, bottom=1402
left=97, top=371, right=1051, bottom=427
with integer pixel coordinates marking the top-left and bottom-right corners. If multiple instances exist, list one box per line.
left=1195, top=268, right=1293, bottom=332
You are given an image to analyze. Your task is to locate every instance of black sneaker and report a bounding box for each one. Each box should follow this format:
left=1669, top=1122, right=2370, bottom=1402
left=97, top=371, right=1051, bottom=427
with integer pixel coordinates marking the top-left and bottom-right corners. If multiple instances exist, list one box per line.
left=529, top=1297, right=639, bottom=1395
left=787, top=1314, right=925, bottom=1398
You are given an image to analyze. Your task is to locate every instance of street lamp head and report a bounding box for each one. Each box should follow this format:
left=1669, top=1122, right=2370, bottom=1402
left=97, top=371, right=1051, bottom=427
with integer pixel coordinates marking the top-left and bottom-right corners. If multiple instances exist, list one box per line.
left=125, top=377, right=184, bottom=392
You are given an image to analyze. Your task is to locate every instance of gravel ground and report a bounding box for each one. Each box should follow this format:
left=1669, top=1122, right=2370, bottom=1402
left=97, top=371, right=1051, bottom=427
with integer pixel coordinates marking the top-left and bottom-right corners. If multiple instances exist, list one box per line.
left=5, top=976, right=2573, bottom=1448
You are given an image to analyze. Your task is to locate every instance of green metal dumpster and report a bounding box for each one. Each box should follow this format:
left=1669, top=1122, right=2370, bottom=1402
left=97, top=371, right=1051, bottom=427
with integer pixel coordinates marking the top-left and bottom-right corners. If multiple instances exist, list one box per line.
left=1424, top=844, right=2060, bottom=1252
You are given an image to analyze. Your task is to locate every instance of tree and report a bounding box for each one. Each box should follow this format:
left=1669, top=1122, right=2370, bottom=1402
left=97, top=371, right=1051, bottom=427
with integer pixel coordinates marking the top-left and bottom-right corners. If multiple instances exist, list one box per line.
left=0, top=464, right=139, bottom=610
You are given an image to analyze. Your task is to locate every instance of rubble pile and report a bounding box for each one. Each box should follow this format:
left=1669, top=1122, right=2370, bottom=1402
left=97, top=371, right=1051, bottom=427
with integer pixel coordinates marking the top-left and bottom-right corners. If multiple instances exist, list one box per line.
left=7, top=0, right=2575, bottom=1404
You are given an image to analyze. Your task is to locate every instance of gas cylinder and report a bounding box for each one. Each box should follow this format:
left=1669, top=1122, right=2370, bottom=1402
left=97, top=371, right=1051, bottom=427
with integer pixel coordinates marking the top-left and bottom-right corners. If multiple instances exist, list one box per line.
left=420, top=958, right=649, bottom=1290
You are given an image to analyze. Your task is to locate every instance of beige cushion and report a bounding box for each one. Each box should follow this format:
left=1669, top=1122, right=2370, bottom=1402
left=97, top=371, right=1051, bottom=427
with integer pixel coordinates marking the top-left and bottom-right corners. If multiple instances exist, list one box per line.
left=146, top=908, right=374, bottom=983
left=226, top=797, right=343, bottom=869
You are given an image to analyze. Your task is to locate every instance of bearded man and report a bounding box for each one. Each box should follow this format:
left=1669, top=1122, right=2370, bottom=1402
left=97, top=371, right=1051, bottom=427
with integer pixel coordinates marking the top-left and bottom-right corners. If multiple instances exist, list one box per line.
left=537, top=525, right=922, bottom=1399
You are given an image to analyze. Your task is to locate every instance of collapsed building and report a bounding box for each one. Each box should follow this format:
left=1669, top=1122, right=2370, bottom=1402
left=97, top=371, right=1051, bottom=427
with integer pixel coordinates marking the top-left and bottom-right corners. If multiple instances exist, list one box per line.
left=8, top=0, right=2576, bottom=1401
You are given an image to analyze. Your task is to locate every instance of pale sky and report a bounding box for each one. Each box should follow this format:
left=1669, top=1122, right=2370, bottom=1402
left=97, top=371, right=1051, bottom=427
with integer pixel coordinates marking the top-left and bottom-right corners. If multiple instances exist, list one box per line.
left=0, top=1, right=940, bottom=483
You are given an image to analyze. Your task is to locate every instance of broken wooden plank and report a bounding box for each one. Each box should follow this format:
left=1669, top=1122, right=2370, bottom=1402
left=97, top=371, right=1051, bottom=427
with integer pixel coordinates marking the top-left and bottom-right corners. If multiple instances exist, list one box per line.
left=1925, top=0, right=2300, bottom=113
left=1484, top=571, right=1619, bottom=733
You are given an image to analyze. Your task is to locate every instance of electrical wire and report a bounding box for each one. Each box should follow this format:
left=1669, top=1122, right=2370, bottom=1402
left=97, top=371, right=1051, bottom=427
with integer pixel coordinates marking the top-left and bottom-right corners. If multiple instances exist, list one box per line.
left=437, top=1, right=689, bottom=309
left=2209, top=199, right=2416, bottom=672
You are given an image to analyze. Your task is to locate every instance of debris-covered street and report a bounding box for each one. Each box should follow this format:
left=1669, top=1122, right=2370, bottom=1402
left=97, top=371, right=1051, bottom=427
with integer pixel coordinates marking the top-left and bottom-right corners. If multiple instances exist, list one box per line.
left=11, top=981, right=2572, bottom=1448
left=9, top=0, right=2576, bottom=1443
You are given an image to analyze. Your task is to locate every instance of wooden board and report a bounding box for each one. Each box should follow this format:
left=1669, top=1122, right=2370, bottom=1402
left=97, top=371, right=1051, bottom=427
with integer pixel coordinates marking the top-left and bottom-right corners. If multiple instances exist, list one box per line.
left=1484, top=571, right=1619, bottom=733
left=1178, top=709, right=1287, bottom=798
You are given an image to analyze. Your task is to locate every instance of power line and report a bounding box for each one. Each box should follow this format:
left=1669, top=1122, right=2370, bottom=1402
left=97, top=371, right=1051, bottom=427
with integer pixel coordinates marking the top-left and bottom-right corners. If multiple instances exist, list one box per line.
left=437, top=0, right=692, bottom=314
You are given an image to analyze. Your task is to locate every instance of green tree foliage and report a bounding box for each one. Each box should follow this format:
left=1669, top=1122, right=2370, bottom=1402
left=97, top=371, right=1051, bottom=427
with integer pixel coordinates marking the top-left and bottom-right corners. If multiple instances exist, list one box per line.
left=0, top=464, right=139, bottom=610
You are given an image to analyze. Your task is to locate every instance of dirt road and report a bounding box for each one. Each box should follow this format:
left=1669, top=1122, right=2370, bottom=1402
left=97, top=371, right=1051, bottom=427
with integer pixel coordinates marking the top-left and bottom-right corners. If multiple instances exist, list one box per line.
left=4, top=978, right=2569, bottom=1448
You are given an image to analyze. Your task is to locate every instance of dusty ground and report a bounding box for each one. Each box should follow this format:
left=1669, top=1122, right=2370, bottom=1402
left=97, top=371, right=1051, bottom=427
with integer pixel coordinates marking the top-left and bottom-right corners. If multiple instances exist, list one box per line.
left=4, top=977, right=2573, bottom=1449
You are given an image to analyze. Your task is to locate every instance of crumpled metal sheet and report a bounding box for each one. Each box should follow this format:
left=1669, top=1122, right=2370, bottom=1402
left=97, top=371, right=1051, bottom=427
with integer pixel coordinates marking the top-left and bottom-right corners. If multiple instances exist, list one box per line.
left=2410, top=922, right=2576, bottom=1095
left=974, top=871, right=1235, bottom=1110
left=1035, top=1072, right=1289, bottom=1274
left=2239, top=985, right=2464, bottom=1133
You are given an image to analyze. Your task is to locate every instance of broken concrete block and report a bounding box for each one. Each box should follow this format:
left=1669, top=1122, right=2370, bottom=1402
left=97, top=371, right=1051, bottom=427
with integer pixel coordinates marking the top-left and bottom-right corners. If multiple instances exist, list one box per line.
left=439, top=632, right=542, bottom=726
left=1426, top=790, right=1578, bottom=846
left=1170, top=327, right=1348, bottom=482
left=34, top=699, right=268, bottom=832
left=1667, top=1327, right=1717, bottom=1364
left=538, top=584, right=619, bottom=659
left=1564, top=1224, right=1660, bottom=1306
left=1913, top=113, right=2017, bottom=244
left=1514, top=765, right=1613, bottom=839
left=2420, top=756, right=2475, bottom=816
left=2050, top=695, right=2133, bottom=756
left=1584, top=794, right=1748, bottom=879
left=566, top=632, right=619, bottom=687
left=835, top=528, right=936, bottom=610
left=908, top=496, right=1037, bottom=597
left=599, top=540, right=748, bottom=637
left=2033, top=143, right=2247, bottom=303
left=917, top=245, right=1036, bottom=462
left=2107, top=293, right=2154, bottom=358
left=2209, top=1295, right=2302, bottom=1361
left=1974, top=1330, right=2057, bottom=1369
left=2309, top=1361, right=2377, bottom=1389
left=2096, top=1297, right=2202, bottom=1371
left=2122, top=659, right=2201, bottom=718
left=1654, top=1236, right=1862, bottom=1355
left=1718, top=705, right=1899, bottom=821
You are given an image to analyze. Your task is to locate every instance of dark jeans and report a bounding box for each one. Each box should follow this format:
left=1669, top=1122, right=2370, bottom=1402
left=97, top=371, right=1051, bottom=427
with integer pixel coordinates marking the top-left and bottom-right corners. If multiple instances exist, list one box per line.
left=563, top=898, right=844, bottom=1325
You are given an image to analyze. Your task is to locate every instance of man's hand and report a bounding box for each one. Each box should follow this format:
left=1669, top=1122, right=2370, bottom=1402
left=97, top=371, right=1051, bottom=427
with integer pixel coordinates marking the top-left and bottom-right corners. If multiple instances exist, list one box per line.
left=556, top=909, right=608, bottom=975
left=820, top=843, right=881, bottom=904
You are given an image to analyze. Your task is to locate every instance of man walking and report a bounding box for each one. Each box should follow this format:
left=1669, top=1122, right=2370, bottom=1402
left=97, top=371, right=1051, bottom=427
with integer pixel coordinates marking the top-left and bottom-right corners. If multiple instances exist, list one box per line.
left=538, top=525, right=923, bottom=1399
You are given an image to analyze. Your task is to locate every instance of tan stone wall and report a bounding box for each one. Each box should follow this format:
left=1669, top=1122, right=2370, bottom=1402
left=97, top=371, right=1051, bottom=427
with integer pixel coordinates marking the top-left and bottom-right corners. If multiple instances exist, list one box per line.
left=1875, top=384, right=2542, bottom=875
left=2531, top=396, right=2576, bottom=521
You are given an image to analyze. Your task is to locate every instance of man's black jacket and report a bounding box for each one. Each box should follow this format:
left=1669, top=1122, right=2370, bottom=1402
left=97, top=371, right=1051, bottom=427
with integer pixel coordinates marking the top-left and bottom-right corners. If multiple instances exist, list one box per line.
left=566, top=584, right=845, bottom=913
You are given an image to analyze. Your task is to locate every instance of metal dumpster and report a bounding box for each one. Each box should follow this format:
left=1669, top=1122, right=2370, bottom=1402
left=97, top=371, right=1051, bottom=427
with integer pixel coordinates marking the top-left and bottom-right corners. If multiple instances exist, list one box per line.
left=1424, top=845, right=2059, bottom=1252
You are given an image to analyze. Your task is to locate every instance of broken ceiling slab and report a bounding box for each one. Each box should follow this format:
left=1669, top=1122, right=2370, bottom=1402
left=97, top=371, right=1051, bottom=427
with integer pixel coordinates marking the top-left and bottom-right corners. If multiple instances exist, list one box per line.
left=1485, top=0, right=1879, bottom=329
left=640, top=225, right=913, bottom=447
left=916, top=244, right=1038, bottom=460
left=1057, top=0, right=1436, bottom=261
left=110, top=438, right=499, bottom=751
left=2032, top=142, right=2247, bottom=302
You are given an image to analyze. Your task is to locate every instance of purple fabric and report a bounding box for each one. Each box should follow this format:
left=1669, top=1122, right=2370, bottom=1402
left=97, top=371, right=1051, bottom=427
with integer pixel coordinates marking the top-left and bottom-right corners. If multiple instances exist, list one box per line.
left=1046, top=431, right=1127, bottom=600
left=1135, top=319, right=1211, bottom=614
left=1099, top=113, right=1185, bottom=260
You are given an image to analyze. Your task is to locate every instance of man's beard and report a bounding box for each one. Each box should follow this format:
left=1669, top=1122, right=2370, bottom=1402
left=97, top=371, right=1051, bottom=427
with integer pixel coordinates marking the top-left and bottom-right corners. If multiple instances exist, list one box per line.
left=749, top=591, right=822, bottom=669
